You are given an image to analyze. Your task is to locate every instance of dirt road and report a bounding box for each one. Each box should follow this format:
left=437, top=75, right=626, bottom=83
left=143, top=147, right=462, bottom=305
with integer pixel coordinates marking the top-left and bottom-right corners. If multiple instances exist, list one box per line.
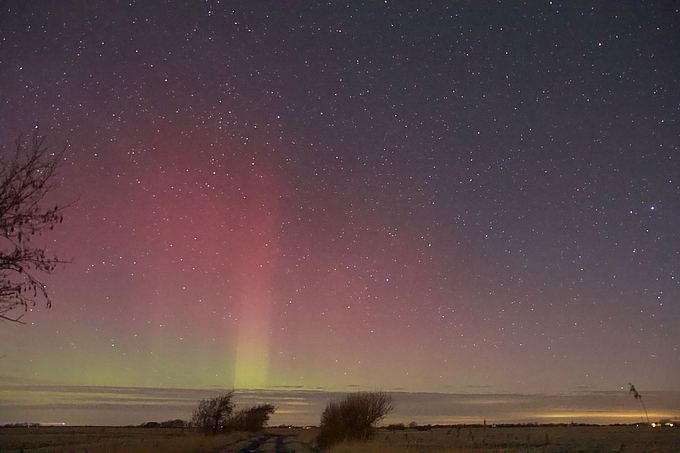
left=215, top=433, right=318, bottom=453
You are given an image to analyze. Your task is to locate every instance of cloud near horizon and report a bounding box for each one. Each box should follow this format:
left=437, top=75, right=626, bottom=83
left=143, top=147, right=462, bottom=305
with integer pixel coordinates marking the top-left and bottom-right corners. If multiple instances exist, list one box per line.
left=2, top=383, right=679, bottom=427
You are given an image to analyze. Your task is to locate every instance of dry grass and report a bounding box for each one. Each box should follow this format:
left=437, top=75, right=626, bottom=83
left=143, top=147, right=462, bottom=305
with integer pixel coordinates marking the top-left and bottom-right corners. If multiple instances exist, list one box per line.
left=0, top=426, right=250, bottom=453
left=2, top=424, right=679, bottom=452
left=328, top=425, right=680, bottom=453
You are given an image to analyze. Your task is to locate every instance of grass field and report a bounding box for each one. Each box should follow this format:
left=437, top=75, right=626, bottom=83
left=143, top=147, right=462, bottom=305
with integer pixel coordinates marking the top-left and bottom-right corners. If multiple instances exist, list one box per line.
left=1, top=424, right=679, bottom=452
left=0, top=426, right=250, bottom=453
left=329, top=425, right=680, bottom=453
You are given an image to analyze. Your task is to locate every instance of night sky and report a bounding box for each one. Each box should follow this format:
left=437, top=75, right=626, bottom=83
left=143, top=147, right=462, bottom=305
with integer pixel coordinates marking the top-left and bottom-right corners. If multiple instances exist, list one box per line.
left=1, top=1, right=678, bottom=425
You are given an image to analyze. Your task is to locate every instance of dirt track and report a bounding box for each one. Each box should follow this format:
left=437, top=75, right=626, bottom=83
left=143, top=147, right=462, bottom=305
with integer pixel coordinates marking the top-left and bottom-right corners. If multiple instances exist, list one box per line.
left=214, top=433, right=317, bottom=453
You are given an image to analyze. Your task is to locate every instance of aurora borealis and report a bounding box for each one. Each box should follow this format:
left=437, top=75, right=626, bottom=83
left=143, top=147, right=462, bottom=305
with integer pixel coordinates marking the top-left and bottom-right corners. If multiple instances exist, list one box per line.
left=0, top=2, right=678, bottom=425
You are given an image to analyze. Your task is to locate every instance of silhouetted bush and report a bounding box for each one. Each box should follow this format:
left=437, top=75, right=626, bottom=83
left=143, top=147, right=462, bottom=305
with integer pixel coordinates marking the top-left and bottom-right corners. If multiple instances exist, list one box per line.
left=317, top=391, right=394, bottom=449
left=230, top=404, right=277, bottom=432
left=160, top=419, right=187, bottom=428
left=140, top=421, right=161, bottom=428
left=192, top=392, right=234, bottom=434
left=192, top=392, right=277, bottom=435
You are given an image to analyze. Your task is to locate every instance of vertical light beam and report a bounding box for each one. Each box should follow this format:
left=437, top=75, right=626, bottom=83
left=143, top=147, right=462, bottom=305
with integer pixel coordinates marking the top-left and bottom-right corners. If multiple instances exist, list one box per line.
left=233, top=165, right=277, bottom=389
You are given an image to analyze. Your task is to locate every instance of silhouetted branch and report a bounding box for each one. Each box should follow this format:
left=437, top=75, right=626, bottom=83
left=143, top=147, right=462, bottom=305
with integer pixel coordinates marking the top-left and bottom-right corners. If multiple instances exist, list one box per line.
left=629, top=383, right=650, bottom=424
left=0, top=130, right=70, bottom=323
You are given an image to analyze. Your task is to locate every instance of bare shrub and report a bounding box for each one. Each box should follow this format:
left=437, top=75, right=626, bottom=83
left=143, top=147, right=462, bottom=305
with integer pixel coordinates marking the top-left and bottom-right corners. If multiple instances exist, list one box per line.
left=192, top=393, right=276, bottom=435
left=192, top=392, right=234, bottom=434
left=317, top=391, right=394, bottom=449
left=230, top=403, right=276, bottom=432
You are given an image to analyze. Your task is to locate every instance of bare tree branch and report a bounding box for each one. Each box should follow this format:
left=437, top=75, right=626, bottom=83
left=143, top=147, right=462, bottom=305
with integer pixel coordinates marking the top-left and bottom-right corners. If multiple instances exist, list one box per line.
left=0, top=131, right=70, bottom=324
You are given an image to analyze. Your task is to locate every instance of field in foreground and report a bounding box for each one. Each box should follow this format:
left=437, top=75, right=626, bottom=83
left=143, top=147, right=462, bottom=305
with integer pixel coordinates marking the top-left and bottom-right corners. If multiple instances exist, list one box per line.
left=1, top=425, right=679, bottom=453
left=330, top=425, right=680, bottom=453
left=0, top=426, right=249, bottom=453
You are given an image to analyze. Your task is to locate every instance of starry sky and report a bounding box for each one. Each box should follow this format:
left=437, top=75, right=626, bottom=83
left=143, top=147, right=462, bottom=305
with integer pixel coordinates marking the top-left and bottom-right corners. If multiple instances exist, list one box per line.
left=0, top=1, right=678, bottom=425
